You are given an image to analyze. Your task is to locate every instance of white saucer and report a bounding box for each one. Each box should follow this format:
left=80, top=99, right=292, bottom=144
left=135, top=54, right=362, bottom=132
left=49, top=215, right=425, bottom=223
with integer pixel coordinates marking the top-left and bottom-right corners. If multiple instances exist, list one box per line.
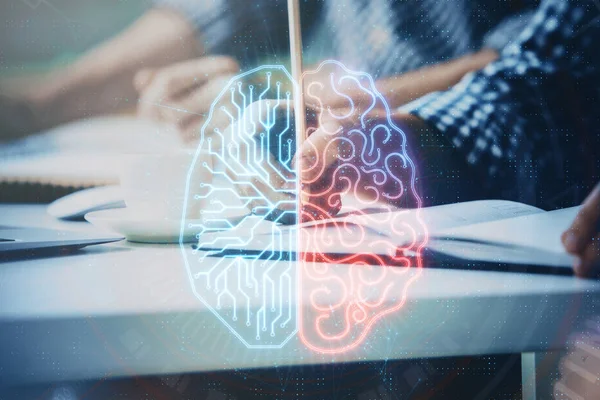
left=85, top=208, right=247, bottom=243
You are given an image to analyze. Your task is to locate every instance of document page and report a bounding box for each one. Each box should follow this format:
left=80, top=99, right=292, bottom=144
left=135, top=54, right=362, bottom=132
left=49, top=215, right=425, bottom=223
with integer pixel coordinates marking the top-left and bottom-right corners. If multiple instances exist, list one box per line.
left=428, top=207, right=578, bottom=268
left=330, top=200, right=544, bottom=241
left=198, top=200, right=545, bottom=255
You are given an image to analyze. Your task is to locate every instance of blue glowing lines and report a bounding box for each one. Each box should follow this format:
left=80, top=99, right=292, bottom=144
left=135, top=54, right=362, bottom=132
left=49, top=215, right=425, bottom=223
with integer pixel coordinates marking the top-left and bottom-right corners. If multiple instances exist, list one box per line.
left=180, top=65, right=299, bottom=349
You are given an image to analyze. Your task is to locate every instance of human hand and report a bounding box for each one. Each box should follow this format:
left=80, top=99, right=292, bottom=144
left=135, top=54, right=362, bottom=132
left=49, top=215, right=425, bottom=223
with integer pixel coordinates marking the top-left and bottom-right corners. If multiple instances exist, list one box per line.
left=562, top=183, right=600, bottom=278
left=135, top=56, right=240, bottom=142
left=295, top=63, right=426, bottom=220
left=554, top=323, right=600, bottom=399
left=296, top=108, right=424, bottom=219
left=213, top=61, right=426, bottom=223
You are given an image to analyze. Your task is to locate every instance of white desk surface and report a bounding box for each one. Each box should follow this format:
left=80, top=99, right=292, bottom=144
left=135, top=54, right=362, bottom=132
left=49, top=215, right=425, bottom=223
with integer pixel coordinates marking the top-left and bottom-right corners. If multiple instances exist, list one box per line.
left=1, top=204, right=599, bottom=386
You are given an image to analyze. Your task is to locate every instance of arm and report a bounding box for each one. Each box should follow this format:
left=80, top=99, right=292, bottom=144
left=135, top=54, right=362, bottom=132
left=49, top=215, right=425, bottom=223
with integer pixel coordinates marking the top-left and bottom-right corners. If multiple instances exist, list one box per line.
left=374, top=49, right=499, bottom=108
left=294, top=12, right=535, bottom=211
left=402, top=0, right=599, bottom=203
left=305, top=49, right=499, bottom=112
left=28, top=8, right=202, bottom=130
left=374, top=7, right=536, bottom=108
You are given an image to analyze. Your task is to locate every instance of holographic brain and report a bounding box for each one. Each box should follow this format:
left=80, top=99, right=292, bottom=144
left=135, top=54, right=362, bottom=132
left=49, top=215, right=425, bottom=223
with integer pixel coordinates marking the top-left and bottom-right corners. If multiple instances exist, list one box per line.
left=298, top=61, right=426, bottom=353
left=180, top=61, right=426, bottom=353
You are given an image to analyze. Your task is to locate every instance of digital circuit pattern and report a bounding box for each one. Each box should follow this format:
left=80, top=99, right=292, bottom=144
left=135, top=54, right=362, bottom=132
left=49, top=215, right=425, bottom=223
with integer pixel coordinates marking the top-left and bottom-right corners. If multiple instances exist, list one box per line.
left=180, top=61, right=426, bottom=352
left=180, top=65, right=299, bottom=348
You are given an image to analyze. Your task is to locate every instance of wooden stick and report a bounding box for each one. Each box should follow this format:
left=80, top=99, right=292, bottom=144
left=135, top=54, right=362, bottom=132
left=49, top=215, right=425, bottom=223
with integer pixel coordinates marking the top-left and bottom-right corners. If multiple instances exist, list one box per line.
left=287, top=0, right=306, bottom=144
left=287, top=0, right=307, bottom=222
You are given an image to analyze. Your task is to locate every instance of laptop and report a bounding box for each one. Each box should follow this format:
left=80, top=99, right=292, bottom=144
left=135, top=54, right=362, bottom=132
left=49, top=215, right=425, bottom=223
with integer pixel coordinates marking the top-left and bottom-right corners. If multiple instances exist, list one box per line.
left=0, top=225, right=123, bottom=255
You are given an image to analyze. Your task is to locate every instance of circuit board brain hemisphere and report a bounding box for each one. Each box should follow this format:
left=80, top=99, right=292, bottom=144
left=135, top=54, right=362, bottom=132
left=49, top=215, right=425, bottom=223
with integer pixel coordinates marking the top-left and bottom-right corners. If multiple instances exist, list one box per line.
left=181, top=65, right=299, bottom=348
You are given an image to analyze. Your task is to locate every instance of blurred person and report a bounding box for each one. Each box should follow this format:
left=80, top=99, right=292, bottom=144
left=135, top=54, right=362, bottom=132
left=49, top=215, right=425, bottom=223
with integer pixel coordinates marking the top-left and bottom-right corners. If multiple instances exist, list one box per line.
left=136, top=0, right=536, bottom=141
left=0, top=7, right=209, bottom=141
left=296, top=0, right=600, bottom=285
left=0, top=0, right=535, bottom=143
left=296, top=0, right=599, bottom=215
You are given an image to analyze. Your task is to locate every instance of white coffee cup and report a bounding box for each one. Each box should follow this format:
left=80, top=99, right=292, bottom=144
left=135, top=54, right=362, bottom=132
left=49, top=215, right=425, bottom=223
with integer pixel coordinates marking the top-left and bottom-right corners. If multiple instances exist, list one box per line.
left=119, top=149, right=213, bottom=220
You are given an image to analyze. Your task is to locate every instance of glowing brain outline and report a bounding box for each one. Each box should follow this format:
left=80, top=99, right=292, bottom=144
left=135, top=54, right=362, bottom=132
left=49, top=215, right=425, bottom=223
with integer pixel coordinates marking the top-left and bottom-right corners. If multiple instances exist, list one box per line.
left=298, top=60, right=426, bottom=353
left=179, top=60, right=426, bottom=352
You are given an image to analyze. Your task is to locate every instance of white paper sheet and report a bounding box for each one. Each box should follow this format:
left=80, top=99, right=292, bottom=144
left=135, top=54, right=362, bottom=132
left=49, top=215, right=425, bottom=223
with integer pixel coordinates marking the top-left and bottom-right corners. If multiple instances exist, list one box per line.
left=428, top=207, right=579, bottom=268
left=197, top=200, right=547, bottom=258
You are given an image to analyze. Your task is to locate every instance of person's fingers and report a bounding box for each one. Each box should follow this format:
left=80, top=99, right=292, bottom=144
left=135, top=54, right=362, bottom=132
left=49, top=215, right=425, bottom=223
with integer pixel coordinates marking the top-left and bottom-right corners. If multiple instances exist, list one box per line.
left=297, top=130, right=340, bottom=183
left=296, top=112, right=348, bottom=183
left=301, top=162, right=343, bottom=221
left=554, top=373, right=599, bottom=400
left=137, top=83, right=170, bottom=120
left=155, top=56, right=239, bottom=99
left=562, top=183, right=600, bottom=254
left=165, top=74, right=235, bottom=129
left=559, top=339, right=600, bottom=378
left=296, top=107, right=390, bottom=183
left=137, top=56, right=239, bottom=120
left=179, top=116, right=205, bottom=143
left=555, top=354, right=600, bottom=399
left=555, top=332, right=600, bottom=398
left=133, top=69, right=155, bottom=92
left=180, top=96, right=239, bottom=143
left=573, top=233, right=600, bottom=278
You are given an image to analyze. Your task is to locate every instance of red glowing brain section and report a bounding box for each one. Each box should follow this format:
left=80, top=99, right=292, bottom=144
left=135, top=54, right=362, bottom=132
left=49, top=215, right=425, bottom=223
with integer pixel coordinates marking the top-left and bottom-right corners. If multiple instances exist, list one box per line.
left=298, top=61, right=426, bottom=353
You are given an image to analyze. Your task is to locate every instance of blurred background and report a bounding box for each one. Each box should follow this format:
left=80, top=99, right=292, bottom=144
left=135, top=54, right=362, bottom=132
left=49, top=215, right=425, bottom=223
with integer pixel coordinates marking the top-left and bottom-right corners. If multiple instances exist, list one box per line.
left=0, top=0, right=150, bottom=75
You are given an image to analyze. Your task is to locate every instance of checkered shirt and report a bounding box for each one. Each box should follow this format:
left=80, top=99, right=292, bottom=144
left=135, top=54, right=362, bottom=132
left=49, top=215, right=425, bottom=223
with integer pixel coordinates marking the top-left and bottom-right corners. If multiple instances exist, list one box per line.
left=403, top=0, right=600, bottom=207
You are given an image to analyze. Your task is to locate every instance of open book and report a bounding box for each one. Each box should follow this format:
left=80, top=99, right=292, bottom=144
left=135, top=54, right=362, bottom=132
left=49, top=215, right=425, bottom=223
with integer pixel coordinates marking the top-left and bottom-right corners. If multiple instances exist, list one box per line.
left=198, top=200, right=577, bottom=274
